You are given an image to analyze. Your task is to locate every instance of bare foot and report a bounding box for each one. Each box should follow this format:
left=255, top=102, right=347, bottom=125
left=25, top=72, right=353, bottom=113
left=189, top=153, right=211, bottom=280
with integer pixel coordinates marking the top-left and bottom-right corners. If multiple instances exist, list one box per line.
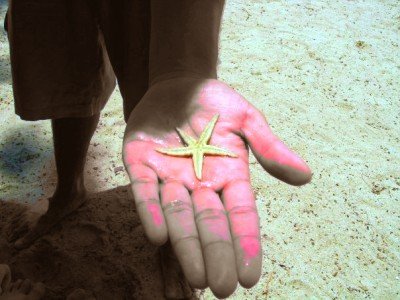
left=8, top=199, right=49, bottom=243
left=160, top=243, right=195, bottom=299
left=0, top=264, right=45, bottom=300
left=10, top=189, right=87, bottom=250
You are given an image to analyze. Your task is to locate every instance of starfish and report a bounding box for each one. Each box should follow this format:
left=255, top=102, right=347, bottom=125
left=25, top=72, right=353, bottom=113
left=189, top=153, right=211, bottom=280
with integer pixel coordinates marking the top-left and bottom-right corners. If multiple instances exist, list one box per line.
left=156, top=114, right=238, bottom=180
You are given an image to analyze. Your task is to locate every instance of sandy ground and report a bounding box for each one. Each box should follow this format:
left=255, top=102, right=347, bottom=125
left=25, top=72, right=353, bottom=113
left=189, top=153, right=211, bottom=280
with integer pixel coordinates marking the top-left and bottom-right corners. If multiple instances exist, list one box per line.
left=0, top=187, right=168, bottom=299
left=0, top=0, right=399, bottom=299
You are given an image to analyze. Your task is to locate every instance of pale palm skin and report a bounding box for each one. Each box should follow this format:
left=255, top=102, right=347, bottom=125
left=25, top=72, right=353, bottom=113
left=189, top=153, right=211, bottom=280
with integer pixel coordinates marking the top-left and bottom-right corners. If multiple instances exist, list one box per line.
left=123, top=77, right=312, bottom=298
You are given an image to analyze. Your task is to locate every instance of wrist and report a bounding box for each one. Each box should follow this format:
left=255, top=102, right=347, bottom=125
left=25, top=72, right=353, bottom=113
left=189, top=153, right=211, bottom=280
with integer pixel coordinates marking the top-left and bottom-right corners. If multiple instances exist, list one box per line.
left=149, top=69, right=217, bottom=87
left=149, top=0, right=224, bottom=87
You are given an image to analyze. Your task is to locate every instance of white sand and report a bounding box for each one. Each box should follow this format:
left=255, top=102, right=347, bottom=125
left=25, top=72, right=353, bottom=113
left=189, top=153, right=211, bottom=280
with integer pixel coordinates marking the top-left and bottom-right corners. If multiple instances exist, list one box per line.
left=0, top=0, right=399, bottom=298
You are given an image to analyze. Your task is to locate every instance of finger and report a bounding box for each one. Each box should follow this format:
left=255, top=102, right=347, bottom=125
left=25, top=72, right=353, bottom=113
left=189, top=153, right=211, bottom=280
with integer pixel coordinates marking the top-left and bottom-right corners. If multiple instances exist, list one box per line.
left=161, top=181, right=206, bottom=289
left=126, top=163, right=168, bottom=245
left=192, top=188, right=237, bottom=298
left=0, top=264, right=11, bottom=294
left=222, top=180, right=262, bottom=288
left=242, top=105, right=312, bottom=185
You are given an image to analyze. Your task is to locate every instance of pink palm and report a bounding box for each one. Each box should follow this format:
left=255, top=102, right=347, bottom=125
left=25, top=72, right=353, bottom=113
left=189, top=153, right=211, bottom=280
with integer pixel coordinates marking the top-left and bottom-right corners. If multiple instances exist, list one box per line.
left=123, top=78, right=311, bottom=297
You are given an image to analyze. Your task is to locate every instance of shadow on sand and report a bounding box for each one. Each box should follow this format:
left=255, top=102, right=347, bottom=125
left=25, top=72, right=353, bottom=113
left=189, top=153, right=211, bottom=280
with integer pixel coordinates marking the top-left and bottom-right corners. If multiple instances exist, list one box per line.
left=0, top=185, right=167, bottom=299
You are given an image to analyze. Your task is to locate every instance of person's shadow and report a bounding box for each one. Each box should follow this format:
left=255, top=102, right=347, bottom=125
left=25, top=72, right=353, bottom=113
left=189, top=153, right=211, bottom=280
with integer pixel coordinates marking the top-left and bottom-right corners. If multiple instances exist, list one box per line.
left=0, top=185, right=185, bottom=299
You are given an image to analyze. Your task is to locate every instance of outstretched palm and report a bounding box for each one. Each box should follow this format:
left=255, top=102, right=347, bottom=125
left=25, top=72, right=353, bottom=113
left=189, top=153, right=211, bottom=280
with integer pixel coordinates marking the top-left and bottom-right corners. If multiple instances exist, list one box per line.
left=123, top=77, right=311, bottom=297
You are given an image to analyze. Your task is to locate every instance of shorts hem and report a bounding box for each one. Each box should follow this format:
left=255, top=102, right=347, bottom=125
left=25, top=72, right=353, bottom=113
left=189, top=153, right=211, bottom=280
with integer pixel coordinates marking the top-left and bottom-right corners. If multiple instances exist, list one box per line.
left=15, top=103, right=105, bottom=121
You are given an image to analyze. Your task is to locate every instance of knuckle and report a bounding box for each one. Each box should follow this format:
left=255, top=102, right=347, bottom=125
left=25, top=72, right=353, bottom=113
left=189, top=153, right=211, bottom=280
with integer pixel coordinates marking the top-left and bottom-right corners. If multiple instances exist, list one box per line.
left=135, top=198, right=160, bottom=208
left=172, top=235, right=199, bottom=247
left=228, top=205, right=257, bottom=216
left=203, top=240, right=232, bottom=251
left=195, top=208, right=226, bottom=222
left=162, top=200, right=192, bottom=215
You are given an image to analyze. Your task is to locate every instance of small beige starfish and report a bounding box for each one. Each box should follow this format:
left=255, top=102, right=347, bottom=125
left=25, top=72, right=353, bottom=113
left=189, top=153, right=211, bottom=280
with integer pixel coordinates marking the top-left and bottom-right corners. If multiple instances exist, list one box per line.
left=156, top=114, right=238, bottom=180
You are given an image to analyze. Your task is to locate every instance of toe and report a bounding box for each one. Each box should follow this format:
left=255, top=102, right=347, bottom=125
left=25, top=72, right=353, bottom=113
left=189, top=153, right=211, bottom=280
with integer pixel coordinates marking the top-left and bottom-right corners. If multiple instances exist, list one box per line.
left=13, top=279, right=23, bottom=291
left=20, top=279, right=32, bottom=294
left=0, top=264, right=11, bottom=294
left=29, top=282, right=46, bottom=299
left=14, top=238, right=29, bottom=250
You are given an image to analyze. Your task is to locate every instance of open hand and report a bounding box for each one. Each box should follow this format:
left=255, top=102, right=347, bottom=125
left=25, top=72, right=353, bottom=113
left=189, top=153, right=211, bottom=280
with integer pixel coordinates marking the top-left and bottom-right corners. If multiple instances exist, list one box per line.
left=123, top=77, right=312, bottom=298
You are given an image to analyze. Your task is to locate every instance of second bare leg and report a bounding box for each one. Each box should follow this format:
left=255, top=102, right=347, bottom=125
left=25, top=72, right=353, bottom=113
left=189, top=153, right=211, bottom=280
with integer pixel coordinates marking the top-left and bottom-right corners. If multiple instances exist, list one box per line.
left=13, top=114, right=100, bottom=249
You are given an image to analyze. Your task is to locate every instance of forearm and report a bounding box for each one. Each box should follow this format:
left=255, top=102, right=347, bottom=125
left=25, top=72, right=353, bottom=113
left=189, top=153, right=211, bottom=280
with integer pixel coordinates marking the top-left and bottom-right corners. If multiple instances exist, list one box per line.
left=149, top=0, right=225, bottom=85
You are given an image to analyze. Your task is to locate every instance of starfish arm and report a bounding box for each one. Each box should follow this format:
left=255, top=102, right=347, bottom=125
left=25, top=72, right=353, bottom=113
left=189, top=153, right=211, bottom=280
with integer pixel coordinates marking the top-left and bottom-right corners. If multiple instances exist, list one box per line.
left=176, top=128, right=196, bottom=146
left=198, top=114, right=219, bottom=145
left=192, top=150, right=204, bottom=180
left=203, top=145, right=239, bottom=157
left=156, top=147, right=194, bottom=156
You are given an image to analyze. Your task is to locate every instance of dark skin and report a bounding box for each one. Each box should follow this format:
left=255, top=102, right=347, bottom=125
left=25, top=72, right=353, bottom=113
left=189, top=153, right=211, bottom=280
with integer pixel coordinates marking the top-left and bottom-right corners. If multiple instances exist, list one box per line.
left=123, top=77, right=311, bottom=297
left=12, top=115, right=98, bottom=248
left=124, top=0, right=311, bottom=297
left=12, top=1, right=312, bottom=298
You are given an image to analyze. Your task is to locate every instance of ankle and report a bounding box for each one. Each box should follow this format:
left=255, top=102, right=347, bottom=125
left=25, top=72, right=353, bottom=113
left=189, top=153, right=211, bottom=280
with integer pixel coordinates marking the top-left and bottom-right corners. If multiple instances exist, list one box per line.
left=54, top=177, right=86, bottom=198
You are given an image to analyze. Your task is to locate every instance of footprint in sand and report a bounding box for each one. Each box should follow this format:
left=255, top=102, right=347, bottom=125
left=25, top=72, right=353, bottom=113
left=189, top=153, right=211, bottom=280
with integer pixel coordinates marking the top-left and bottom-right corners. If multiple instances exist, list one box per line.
left=0, top=264, right=45, bottom=299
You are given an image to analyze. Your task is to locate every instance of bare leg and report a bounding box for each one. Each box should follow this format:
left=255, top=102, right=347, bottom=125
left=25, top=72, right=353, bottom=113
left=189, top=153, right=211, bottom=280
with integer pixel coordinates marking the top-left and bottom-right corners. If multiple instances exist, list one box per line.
left=124, top=0, right=225, bottom=297
left=148, top=0, right=223, bottom=85
left=12, top=114, right=100, bottom=249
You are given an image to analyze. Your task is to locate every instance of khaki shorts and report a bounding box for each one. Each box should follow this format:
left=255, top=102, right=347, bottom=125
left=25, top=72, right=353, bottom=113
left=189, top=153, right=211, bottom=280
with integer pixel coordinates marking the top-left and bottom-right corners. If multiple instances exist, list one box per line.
left=6, top=0, right=150, bottom=121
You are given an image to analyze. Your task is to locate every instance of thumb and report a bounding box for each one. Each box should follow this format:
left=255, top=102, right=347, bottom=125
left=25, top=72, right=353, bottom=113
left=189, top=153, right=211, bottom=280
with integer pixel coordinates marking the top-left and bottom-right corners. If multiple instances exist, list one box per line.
left=242, top=104, right=312, bottom=186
